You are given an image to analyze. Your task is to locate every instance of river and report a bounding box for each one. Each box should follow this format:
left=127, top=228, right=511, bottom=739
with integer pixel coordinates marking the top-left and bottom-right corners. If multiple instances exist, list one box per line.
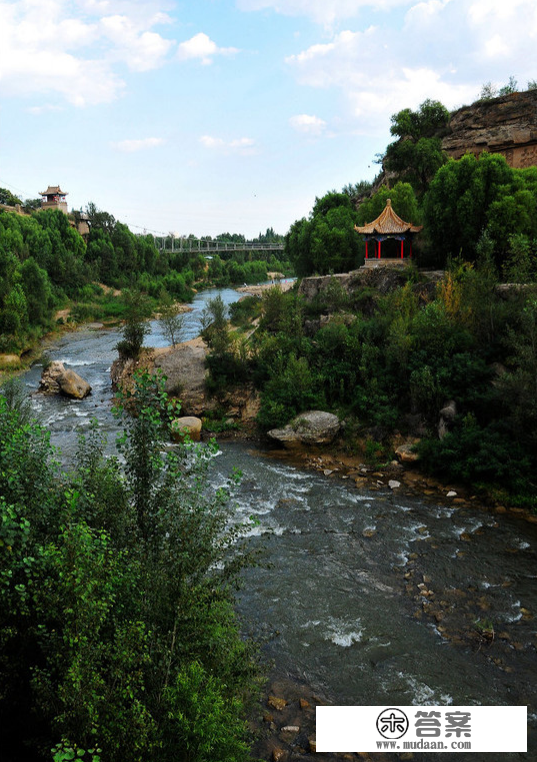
left=20, top=286, right=537, bottom=761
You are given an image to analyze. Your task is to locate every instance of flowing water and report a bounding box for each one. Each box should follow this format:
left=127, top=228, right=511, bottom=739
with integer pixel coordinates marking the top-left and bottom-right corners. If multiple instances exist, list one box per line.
left=19, top=286, right=537, bottom=760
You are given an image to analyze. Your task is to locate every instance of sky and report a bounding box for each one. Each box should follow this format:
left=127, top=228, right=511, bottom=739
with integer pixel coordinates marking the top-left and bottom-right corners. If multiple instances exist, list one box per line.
left=1, top=0, right=536, bottom=240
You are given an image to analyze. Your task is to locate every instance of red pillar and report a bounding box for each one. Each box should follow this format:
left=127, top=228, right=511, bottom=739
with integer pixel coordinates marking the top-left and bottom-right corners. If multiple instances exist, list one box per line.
left=378, top=240, right=382, bottom=259
left=365, top=240, right=368, bottom=259
left=401, top=239, right=404, bottom=259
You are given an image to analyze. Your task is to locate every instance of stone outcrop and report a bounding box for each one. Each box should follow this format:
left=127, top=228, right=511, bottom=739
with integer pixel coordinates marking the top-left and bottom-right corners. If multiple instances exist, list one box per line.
left=268, top=411, right=341, bottom=449
left=438, top=399, right=457, bottom=440
left=153, top=338, right=212, bottom=416
left=39, top=361, right=92, bottom=399
left=297, top=271, right=361, bottom=301
left=298, top=267, right=412, bottom=302
left=110, top=339, right=261, bottom=427
left=111, top=339, right=214, bottom=417
left=442, top=90, right=537, bottom=168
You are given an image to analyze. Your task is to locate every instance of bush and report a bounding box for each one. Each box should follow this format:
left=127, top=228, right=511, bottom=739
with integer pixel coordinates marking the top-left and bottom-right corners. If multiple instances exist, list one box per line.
left=116, top=289, right=151, bottom=358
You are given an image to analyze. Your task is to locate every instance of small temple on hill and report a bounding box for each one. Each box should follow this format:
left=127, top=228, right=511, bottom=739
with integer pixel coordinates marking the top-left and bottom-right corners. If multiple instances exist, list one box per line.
left=40, top=185, right=68, bottom=214
left=354, top=199, right=422, bottom=262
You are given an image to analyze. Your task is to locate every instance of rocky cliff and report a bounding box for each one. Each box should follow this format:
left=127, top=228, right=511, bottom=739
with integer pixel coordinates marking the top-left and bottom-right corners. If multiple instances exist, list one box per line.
left=442, top=90, right=537, bottom=168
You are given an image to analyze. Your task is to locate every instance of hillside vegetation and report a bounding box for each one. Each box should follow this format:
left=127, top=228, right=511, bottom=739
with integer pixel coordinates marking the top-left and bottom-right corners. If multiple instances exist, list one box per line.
left=207, top=97, right=537, bottom=508
left=0, top=201, right=289, bottom=355
left=286, top=99, right=537, bottom=277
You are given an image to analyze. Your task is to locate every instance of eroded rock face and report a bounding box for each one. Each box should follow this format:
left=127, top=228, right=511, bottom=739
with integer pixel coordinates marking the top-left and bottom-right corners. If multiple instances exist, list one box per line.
left=298, top=271, right=361, bottom=301
left=442, top=90, right=537, bottom=168
left=298, top=267, right=415, bottom=303
left=39, top=361, right=91, bottom=399
left=268, top=410, right=341, bottom=449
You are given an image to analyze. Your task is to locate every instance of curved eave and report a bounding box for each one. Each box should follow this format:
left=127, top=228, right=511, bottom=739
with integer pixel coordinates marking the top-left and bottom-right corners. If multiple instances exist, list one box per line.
left=354, top=199, right=422, bottom=236
left=354, top=223, right=423, bottom=235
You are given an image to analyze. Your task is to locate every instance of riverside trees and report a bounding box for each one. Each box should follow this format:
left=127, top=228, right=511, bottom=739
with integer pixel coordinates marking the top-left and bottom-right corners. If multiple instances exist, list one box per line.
left=424, top=152, right=537, bottom=270
left=0, top=371, right=258, bottom=761
left=285, top=192, right=361, bottom=276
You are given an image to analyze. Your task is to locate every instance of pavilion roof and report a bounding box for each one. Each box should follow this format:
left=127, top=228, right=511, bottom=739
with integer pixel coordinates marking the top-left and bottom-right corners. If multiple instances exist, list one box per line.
left=354, top=199, right=422, bottom=235
left=40, top=185, right=68, bottom=197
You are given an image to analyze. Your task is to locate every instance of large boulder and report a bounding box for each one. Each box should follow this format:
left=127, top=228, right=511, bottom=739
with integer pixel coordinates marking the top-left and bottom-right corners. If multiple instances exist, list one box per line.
left=39, top=361, right=91, bottom=399
left=268, top=410, right=341, bottom=449
left=57, top=369, right=92, bottom=399
left=153, top=338, right=215, bottom=416
left=395, top=442, right=420, bottom=464
left=171, top=416, right=203, bottom=442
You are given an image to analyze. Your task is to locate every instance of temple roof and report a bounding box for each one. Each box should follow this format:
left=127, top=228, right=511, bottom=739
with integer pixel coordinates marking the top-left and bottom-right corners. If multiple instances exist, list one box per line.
left=40, top=185, right=68, bottom=197
left=354, top=199, right=422, bottom=235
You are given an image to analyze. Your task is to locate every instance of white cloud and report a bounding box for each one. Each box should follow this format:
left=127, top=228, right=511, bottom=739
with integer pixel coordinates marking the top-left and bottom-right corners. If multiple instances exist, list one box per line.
left=0, top=0, right=174, bottom=105
left=284, top=0, right=537, bottom=136
left=468, top=0, right=525, bottom=24
left=483, top=34, right=509, bottom=59
left=27, top=104, right=65, bottom=114
left=100, top=14, right=173, bottom=71
left=111, top=137, right=165, bottom=152
left=177, top=33, right=239, bottom=65
left=236, top=0, right=409, bottom=26
left=199, top=135, right=256, bottom=154
left=289, top=114, right=327, bottom=135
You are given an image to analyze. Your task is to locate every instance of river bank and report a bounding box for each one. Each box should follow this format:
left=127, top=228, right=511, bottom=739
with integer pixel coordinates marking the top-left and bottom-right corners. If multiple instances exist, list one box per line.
left=10, top=286, right=537, bottom=762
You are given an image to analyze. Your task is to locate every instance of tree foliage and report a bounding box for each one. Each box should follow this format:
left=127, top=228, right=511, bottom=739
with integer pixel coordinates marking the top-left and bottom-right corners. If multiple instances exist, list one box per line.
left=384, top=100, right=450, bottom=196
left=285, top=191, right=360, bottom=276
left=0, top=372, right=258, bottom=761
left=423, top=152, right=537, bottom=267
left=0, top=187, right=22, bottom=207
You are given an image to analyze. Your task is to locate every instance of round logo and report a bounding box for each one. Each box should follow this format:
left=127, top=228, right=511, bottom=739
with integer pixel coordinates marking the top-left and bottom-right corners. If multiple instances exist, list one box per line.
left=376, top=707, right=409, bottom=739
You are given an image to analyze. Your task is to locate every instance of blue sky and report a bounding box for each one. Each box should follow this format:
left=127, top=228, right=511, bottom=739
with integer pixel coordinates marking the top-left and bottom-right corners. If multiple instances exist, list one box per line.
left=1, top=0, right=536, bottom=239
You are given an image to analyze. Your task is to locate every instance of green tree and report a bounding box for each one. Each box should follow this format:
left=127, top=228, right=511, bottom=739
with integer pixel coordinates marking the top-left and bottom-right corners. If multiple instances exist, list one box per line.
left=22, top=198, right=43, bottom=212
left=0, top=373, right=258, bottom=761
left=19, top=257, right=53, bottom=326
left=200, top=295, right=230, bottom=354
left=159, top=290, right=185, bottom=347
left=384, top=99, right=450, bottom=195
left=117, top=289, right=152, bottom=358
left=422, top=151, right=533, bottom=266
left=0, top=188, right=22, bottom=206
left=356, top=182, right=420, bottom=228
left=285, top=191, right=360, bottom=276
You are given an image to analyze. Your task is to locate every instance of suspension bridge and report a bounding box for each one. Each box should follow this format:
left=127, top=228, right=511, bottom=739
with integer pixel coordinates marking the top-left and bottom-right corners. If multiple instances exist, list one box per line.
left=151, top=236, right=284, bottom=254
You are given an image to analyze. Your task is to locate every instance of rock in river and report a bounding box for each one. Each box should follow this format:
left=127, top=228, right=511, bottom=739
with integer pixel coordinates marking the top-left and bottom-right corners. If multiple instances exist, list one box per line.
left=39, top=361, right=92, bottom=399
left=171, top=416, right=203, bottom=442
left=268, top=410, right=340, bottom=449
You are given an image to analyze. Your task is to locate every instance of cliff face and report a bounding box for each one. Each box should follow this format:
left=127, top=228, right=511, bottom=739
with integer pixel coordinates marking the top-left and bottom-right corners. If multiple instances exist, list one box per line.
left=442, top=90, right=537, bottom=168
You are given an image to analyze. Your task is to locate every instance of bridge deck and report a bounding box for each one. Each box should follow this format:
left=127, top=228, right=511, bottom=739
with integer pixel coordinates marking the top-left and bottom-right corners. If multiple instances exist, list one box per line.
left=154, top=239, right=284, bottom=254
